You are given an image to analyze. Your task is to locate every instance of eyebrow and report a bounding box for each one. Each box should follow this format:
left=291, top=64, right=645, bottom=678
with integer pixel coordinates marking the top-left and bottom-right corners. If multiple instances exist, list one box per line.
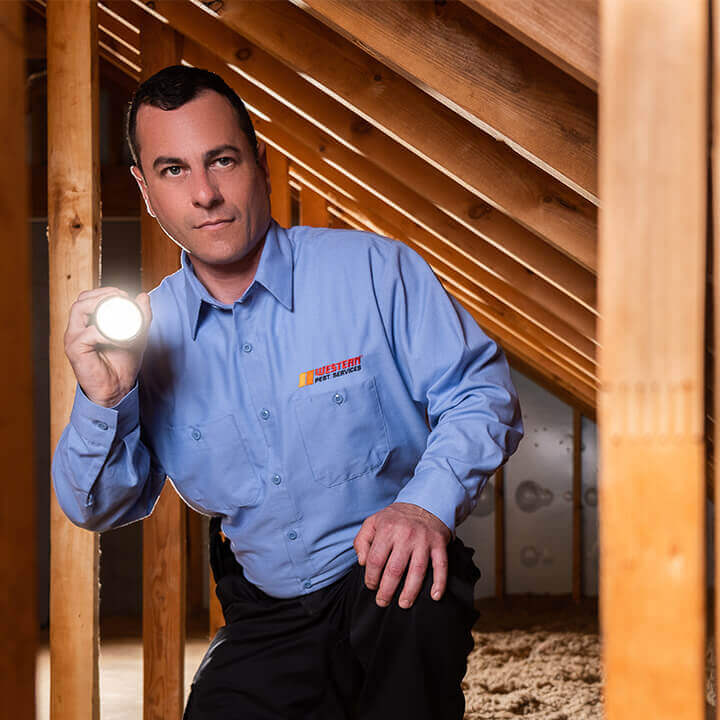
left=152, top=144, right=243, bottom=172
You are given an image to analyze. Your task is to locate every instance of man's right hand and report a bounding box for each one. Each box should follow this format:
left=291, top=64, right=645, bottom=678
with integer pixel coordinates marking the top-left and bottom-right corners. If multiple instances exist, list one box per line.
left=64, top=287, right=153, bottom=408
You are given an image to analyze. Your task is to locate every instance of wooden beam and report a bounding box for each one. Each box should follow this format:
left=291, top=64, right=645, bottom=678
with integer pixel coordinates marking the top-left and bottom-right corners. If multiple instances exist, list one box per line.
left=459, top=0, right=598, bottom=91
left=572, top=408, right=582, bottom=604
left=286, top=163, right=598, bottom=407
left=1, top=3, right=35, bottom=717
left=293, top=0, right=597, bottom=196
left=181, top=40, right=597, bottom=355
left=47, top=1, right=101, bottom=718
left=599, top=2, right=707, bottom=718
left=139, top=15, right=186, bottom=720
left=494, top=467, right=505, bottom=602
left=300, top=184, right=330, bottom=226
left=129, top=0, right=598, bottom=272
left=267, top=144, right=292, bottom=227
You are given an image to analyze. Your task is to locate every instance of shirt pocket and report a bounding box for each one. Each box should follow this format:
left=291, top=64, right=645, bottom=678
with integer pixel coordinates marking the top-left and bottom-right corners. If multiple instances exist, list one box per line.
left=156, top=413, right=263, bottom=515
left=293, top=375, right=390, bottom=487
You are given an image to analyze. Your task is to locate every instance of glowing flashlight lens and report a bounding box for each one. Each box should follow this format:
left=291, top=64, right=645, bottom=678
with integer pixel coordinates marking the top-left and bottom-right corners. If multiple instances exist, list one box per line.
left=94, top=295, right=144, bottom=343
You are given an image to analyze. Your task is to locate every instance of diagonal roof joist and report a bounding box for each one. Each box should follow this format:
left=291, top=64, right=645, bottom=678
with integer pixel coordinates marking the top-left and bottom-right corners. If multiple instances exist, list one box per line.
left=140, top=0, right=597, bottom=272
left=107, top=0, right=599, bottom=280
left=181, top=39, right=597, bottom=353
left=292, top=0, right=598, bottom=197
left=458, top=0, right=598, bottom=91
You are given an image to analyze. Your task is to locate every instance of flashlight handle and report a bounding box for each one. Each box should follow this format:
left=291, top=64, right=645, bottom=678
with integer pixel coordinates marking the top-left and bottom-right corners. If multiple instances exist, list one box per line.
left=64, top=287, right=153, bottom=408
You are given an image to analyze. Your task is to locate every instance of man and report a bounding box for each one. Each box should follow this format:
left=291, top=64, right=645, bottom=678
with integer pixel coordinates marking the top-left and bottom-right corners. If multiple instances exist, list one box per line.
left=52, top=65, right=523, bottom=719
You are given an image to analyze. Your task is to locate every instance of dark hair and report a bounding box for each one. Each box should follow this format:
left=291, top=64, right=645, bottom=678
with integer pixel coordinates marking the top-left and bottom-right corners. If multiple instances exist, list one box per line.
left=125, top=64, right=258, bottom=174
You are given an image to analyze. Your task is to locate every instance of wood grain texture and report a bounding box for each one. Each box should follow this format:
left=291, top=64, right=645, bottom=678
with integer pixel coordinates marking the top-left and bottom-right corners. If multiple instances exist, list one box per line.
left=294, top=0, right=597, bottom=195
left=494, top=467, right=505, bottom=601
left=459, top=0, right=598, bottom=90
left=0, top=2, right=36, bottom=717
left=109, top=0, right=598, bottom=285
left=46, top=1, right=101, bottom=718
left=138, top=15, right=186, bottom=720
left=267, top=144, right=292, bottom=227
left=150, top=0, right=598, bottom=271
left=572, top=409, right=582, bottom=603
left=598, top=2, right=707, bottom=718
left=300, top=184, right=330, bottom=227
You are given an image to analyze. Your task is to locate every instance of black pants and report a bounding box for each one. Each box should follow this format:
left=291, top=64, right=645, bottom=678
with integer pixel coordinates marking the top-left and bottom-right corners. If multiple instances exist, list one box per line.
left=183, top=517, right=481, bottom=720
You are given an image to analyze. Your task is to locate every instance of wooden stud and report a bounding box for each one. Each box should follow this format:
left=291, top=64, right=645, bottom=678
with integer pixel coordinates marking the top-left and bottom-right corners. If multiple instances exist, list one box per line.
left=459, top=0, right=598, bottom=90
left=300, top=185, right=330, bottom=227
left=494, top=467, right=505, bottom=602
left=0, top=2, right=36, bottom=717
left=47, top=1, right=101, bottom=718
left=138, top=15, right=186, bottom=720
left=572, top=408, right=582, bottom=604
left=129, top=0, right=598, bottom=272
left=599, top=2, right=707, bottom=718
left=266, top=144, right=292, bottom=227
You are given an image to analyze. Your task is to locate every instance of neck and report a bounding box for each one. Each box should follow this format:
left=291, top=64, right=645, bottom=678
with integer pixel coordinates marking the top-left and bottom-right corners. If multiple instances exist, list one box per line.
left=189, top=224, right=269, bottom=305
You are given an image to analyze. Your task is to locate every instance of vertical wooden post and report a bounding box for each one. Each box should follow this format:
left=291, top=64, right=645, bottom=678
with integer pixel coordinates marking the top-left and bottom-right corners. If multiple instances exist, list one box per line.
left=267, top=145, right=291, bottom=227
left=494, top=467, right=505, bottom=602
left=0, top=2, right=35, bottom=717
left=572, top=409, right=582, bottom=603
left=300, top=184, right=330, bottom=227
left=599, top=2, right=707, bottom=719
left=47, top=1, right=101, bottom=718
left=187, top=510, right=204, bottom=617
left=138, top=17, right=186, bottom=720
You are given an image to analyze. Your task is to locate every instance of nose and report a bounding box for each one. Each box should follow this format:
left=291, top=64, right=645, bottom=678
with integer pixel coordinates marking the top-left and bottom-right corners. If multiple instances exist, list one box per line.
left=191, top=167, right=223, bottom=209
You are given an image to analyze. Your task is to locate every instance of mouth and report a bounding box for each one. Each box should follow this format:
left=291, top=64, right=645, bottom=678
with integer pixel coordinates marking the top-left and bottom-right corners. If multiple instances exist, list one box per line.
left=197, top=218, right=233, bottom=229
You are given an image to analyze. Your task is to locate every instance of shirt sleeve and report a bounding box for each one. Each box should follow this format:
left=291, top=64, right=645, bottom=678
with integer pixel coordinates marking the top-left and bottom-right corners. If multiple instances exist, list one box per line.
left=50, top=378, right=167, bottom=532
left=375, top=240, right=524, bottom=535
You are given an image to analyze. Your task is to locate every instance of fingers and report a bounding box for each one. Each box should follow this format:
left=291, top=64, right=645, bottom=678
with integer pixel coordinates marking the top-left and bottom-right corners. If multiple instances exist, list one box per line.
left=430, top=544, right=449, bottom=601
left=353, top=515, right=376, bottom=566
left=375, top=545, right=412, bottom=607
left=363, top=532, right=392, bottom=593
left=397, top=549, right=429, bottom=609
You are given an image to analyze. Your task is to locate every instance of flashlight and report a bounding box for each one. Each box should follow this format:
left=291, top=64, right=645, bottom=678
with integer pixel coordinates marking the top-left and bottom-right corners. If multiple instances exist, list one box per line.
left=91, top=294, right=145, bottom=344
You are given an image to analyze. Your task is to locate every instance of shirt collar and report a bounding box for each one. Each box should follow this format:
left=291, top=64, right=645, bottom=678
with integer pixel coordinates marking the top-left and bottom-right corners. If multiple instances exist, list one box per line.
left=182, top=218, right=293, bottom=341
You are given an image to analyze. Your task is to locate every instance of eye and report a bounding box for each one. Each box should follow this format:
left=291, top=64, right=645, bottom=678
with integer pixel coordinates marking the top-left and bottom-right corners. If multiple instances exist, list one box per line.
left=162, top=165, right=182, bottom=177
left=214, top=156, right=235, bottom=167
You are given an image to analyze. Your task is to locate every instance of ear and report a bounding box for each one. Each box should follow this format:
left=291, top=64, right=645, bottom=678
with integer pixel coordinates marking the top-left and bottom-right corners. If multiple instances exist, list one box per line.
left=257, top=140, right=271, bottom=195
left=130, top=165, right=157, bottom=218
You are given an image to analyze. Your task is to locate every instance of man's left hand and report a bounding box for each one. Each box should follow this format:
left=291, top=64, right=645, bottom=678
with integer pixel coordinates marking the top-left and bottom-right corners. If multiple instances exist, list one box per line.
left=353, top=502, right=452, bottom=609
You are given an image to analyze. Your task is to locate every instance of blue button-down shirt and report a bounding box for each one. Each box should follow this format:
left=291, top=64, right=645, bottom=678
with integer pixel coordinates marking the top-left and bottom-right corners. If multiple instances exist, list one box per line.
left=51, top=220, right=523, bottom=598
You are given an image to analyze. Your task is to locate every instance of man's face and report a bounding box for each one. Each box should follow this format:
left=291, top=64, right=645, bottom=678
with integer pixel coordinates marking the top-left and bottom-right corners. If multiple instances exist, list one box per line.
left=130, top=90, right=271, bottom=269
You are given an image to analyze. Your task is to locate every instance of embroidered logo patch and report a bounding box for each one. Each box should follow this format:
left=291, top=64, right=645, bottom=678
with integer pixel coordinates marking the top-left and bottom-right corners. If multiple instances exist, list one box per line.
left=298, top=354, right=363, bottom=387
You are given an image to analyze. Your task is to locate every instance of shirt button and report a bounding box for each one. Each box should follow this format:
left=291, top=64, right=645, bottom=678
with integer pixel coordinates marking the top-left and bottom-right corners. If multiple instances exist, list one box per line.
left=95, top=420, right=109, bottom=431
left=303, top=580, right=312, bottom=589
left=271, top=474, right=282, bottom=485
left=288, top=530, right=298, bottom=541
left=260, top=408, right=270, bottom=420
left=242, top=342, right=253, bottom=353
left=191, top=429, right=202, bottom=440
left=333, top=392, right=343, bottom=405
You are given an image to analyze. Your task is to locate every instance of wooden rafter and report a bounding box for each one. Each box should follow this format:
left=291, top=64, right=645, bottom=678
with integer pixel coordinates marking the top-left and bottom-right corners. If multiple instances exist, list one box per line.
left=459, top=0, right=598, bottom=91
left=292, top=0, right=598, bottom=196
left=120, top=0, right=599, bottom=272
left=102, top=0, right=599, bottom=280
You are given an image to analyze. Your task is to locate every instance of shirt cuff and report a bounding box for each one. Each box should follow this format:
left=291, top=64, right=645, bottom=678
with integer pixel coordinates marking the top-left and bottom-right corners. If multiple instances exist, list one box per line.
left=70, top=381, right=140, bottom=446
left=394, top=468, right=467, bottom=537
